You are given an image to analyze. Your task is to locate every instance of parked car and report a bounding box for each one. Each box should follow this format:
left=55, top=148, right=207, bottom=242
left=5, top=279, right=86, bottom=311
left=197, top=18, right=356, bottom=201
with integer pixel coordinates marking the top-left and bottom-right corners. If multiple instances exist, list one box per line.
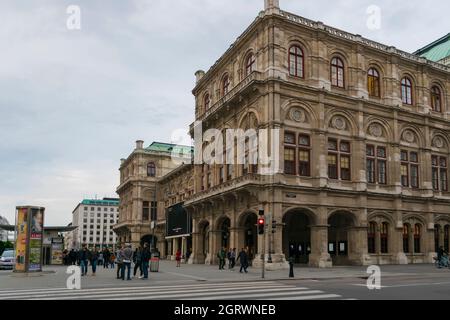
left=0, top=250, right=15, bottom=270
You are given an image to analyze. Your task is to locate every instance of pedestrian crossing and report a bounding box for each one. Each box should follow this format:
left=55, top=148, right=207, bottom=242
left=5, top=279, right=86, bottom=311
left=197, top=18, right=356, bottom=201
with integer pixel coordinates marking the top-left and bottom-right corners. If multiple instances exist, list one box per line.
left=0, top=281, right=349, bottom=300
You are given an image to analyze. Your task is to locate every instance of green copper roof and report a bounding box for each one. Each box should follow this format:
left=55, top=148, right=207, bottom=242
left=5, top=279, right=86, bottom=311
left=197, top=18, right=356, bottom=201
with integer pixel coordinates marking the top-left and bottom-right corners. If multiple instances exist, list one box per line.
left=146, top=142, right=193, bottom=157
left=81, top=199, right=119, bottom=206
left=414, top=33, right=450, bottom=62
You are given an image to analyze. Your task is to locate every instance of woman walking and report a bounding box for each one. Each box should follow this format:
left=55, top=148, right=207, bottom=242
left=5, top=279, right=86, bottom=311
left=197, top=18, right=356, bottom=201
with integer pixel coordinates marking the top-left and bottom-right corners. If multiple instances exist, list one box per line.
left=176, top=249, right=182, bottom=267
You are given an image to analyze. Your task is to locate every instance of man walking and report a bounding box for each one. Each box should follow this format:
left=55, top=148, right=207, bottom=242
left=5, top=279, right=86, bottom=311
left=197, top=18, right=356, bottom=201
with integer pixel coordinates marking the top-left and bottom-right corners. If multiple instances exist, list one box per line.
left=103, top=248, right=110, bottom=269
left=237, top=248, right=249, bottom=273
left=69, top=249, right=77, bottom=265
left=133, top=246, right=143, bottom=278
left=89, top=247, right=99, bottom=276
left=141, top=243, right=151, bottom=280
left=217, top=247, right=226, bottom=270
left=121, top=244, right=133, bottom=281
left=78, top=245, right=89, bottom=276
left=116, top=246, right=124, bottom=279
left=230, top=248, right=237, bottom=269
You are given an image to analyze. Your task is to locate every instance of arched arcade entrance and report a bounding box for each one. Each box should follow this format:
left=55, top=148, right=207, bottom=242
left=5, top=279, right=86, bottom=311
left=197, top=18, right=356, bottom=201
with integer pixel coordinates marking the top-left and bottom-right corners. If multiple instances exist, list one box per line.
left=283, top=210, right=312, bottom=264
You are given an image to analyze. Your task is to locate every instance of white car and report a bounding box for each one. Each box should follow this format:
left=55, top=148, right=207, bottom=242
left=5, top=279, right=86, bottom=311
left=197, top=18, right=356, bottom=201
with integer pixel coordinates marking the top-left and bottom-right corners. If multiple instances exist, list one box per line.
left=0, top=250, right=15, bottom=270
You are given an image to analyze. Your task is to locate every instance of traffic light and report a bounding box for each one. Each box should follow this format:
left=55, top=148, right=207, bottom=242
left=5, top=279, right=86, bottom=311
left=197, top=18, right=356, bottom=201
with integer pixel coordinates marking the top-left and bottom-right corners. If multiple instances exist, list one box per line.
left=272, top=220, right=277, bottom=234
left=258, top=217, right=265, bottom=235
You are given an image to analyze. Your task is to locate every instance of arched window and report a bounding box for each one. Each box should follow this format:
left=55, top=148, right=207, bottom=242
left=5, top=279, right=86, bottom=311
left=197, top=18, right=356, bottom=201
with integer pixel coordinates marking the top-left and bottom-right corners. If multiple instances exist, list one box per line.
left=435, top=224, right=441, bottom=252
left=331, top=57, right=345, bottom=88
left=445, top=225, right=449, bottom=252
left=368, top=222, right=376, bottom=254
left=367, top=68, right=380, bottom=97
left=203, top=93, right=210, bottom=111
left=431, top=86, right=442, bottom=112
left=401, top=77, right=413, bottom=105
left=414, top=224, right=421, bottom=253
left=245, top=53, right=256, bottom=76
left=403, top=224, right=410, bottom=253
left=147, top=162, right=156, bottom=177
left=289, top=45, right=304, bottom=78
left=381, top=222, right=389, bottom=253
left=222, top=74, right=230, bottom=97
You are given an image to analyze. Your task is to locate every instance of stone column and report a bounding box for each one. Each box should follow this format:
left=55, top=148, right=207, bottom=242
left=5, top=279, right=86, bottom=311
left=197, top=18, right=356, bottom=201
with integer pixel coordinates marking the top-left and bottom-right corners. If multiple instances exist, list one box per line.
left=208, top=230, right=221, bottom=265
left=425, top=222, right=436, bottom=263
left=309, top=226, right=332, bottom=268
left=181, top=237, right=187, bottom=263
left=171, top=238, right=178, bottom=261
left=191, top=231, right=203, bottom=264
left=348, top=226, right=371, bottom=266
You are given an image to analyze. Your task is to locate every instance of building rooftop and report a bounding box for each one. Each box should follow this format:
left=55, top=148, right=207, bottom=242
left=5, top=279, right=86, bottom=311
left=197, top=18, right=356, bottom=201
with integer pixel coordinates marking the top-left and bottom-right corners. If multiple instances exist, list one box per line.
left=414, top=33, right=450, bottom=63
left=146, top=142, right=193, bottom=157
left=81, top=198, right=119, bottom=206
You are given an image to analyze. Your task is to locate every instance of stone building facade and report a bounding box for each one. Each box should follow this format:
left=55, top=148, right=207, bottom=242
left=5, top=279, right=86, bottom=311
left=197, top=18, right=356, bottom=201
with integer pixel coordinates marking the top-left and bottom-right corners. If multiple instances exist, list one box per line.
left=117, top=0, right=450, bottom=268
left=114, top=141, right=193, bottom=255
left=185, top=0, right=450, bottom=268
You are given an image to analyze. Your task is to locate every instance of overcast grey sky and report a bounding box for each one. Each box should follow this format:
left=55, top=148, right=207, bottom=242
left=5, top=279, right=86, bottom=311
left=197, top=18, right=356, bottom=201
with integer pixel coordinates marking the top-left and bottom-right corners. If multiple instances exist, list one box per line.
left=0, top=0, right=448, bottom=226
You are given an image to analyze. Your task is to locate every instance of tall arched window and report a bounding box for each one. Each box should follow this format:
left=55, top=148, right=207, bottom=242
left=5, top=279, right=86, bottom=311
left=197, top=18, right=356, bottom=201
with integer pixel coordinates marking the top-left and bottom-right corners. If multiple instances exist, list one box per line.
left=445, top=225, right=449, bottom=252
left=203, top=93, right=210, bottom=111
left=147, top=162, right=156, bottom=177
left=403, top=224, right=410, bottom=253
left=381, top=222, right=389, bottom=253
left=331, top=57, right=345, bottom=88
left=414, top=224, right=421, bottom=253
left=401, top=77, right=413, bottom=105
left=245, top=53, right=256, bottom=76
left=368, top=222, right=376, bottom=254
left=289, top=45, right=304, bottom=78
left=222, top=74, right=230, bottom=97
left=435, top=224, right=441, bottom=252
left=431, top=86, right=442, bottom=112
left=367, top=68, right=380, bottom=97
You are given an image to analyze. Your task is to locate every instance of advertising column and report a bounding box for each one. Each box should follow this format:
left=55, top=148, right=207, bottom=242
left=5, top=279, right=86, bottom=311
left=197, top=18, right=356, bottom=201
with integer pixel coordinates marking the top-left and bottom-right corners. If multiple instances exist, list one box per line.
left=14, top=206, right=45, bottom=273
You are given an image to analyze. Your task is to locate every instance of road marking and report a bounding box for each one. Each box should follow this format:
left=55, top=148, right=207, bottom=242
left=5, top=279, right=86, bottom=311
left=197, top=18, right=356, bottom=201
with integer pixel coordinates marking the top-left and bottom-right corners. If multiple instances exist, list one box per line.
left=164, top=272, right=207, bottom=281
left=269, top=294, right=342, bottom=300
left=351, top=281, right=450, bottom=289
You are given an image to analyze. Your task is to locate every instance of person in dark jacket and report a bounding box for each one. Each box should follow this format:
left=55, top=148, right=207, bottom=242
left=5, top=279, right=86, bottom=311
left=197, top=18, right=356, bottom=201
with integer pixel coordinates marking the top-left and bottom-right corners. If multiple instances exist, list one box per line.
left=237, top=248, right=249, bottom=273
left=78, top=245, right=90, bottom=276
left=437, top=246, right=449, bottom=268
left=217, top=247, right=226, bottom=270
left=116, top=246, right=124, bottom=279
left=103, top=248, right=111, bottom=269
left=69, top=249, right=77, bottom=265
left=133, top=246, right=143, bottom=278
left=89, top=248, right=99, bottom=276
left=141, top=243, right=151, bottom=279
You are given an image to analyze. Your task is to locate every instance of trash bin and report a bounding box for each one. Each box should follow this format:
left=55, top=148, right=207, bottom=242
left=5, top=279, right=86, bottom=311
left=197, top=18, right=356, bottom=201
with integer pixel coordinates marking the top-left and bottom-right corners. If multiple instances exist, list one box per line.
left=150, top=253, right=160, bottom=272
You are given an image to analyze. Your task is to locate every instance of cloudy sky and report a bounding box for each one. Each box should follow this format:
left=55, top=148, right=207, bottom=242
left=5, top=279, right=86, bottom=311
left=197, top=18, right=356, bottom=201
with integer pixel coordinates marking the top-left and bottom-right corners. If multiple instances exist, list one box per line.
left=0, top=0, right=448, bottom=226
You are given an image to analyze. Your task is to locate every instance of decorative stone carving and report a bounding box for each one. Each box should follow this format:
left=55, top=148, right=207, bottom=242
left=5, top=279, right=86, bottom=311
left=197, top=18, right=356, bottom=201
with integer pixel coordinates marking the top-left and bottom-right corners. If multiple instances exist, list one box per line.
left=402, top=130, right=415, bottom=143
left=368, top=123, right=383, bottom=138
left=290, top=108, right=306, bottom=123
left=332, top=116, right=347, bottom=131
left=433, top=136, right=444, bottom=149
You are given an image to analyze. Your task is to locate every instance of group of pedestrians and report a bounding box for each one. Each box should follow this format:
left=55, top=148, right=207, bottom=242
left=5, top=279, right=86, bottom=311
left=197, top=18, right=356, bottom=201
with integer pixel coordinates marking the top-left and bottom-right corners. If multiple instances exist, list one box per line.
left=115, top=243, right=152, bottom=280
left=64, top=246, right=116, bottom=276
left=217, top=247, right=250, bottom=273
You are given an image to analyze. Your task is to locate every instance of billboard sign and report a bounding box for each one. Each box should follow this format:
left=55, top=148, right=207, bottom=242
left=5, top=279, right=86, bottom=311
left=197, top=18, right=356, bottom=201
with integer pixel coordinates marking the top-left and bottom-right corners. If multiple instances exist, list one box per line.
left=14, top=208, right=28, bottom=272
left=166, top=203, right=191, bottom=238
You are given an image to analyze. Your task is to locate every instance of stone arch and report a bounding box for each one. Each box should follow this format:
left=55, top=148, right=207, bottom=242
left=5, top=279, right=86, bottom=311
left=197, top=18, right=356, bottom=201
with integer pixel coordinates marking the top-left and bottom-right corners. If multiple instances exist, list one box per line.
left=431, top=131, right=450, bottom=151
left=365, top=117, right=393, bottom=142
left=286, top=37, right=312, bottom=77
left=282, top=207, right=318, bottom=264
left=197, top=219, right=211, bottom=263
left=239, top=47, right=257, bottom=79
left=238, top=111, right=259, bottom=130
left=399, top=125, right=424, bottom=148
left=327, top=210, right=356, bottom=265
left=281, top=99, right=318, bottom=127
left=236, top=210, right=258, bottom=259
left=326, top=110, right=358, bottom=136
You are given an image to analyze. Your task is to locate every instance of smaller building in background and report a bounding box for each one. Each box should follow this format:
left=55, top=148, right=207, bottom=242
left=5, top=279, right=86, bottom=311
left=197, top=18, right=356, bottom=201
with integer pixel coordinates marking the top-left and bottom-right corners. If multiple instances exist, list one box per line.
left=71, top=198, right=119, bottom=250
left=0, top=216, right=9, bottom=242
left=415, top=33, right=450, bottom=66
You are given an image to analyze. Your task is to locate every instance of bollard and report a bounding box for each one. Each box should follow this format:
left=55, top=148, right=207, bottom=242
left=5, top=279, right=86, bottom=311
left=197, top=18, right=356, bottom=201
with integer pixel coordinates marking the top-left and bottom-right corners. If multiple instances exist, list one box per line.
left=289, top=257, right=294, bottom=278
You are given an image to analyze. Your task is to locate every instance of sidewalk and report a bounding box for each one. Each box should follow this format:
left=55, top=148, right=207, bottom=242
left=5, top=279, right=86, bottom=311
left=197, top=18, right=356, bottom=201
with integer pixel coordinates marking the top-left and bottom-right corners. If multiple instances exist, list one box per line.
left=1, top=261, right=447, bottom=290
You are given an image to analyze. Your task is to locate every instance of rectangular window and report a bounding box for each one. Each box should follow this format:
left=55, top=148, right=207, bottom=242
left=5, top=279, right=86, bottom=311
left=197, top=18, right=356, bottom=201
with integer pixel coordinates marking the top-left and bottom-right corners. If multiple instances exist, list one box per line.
left=219, top=166, right=224, bottom=184
left=151, top=202, right=157, bottom=221
left=298, top=150, right=310, bottom=177
left=378, top=160, right=387, bottom=185
left=328, top=154, right=338, bottom=179
left=410, top=165, right=419, bottom=188
left=401, top=150, right=419, bottom=188
left=401, top=164, right=409, bottom=187
left=367, top=158, right=375, bottom=183
left=284, top=148, right=296, bottom=175
left=143, top=200, right=150, bottom=220
left=284, top=132, right=296, bottom=145
left=432, top=156, right=448, bottom=192
left=340, top=156, right=351, bottom=181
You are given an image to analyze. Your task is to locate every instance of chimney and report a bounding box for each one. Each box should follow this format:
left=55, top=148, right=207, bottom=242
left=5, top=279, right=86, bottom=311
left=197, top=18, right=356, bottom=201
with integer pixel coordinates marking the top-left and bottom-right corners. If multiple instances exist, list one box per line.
left=195, top=70, right=205, bottom=84
left=136, top=140, right=144, bottom=150
left=264, top=0, right=280, bottom=12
